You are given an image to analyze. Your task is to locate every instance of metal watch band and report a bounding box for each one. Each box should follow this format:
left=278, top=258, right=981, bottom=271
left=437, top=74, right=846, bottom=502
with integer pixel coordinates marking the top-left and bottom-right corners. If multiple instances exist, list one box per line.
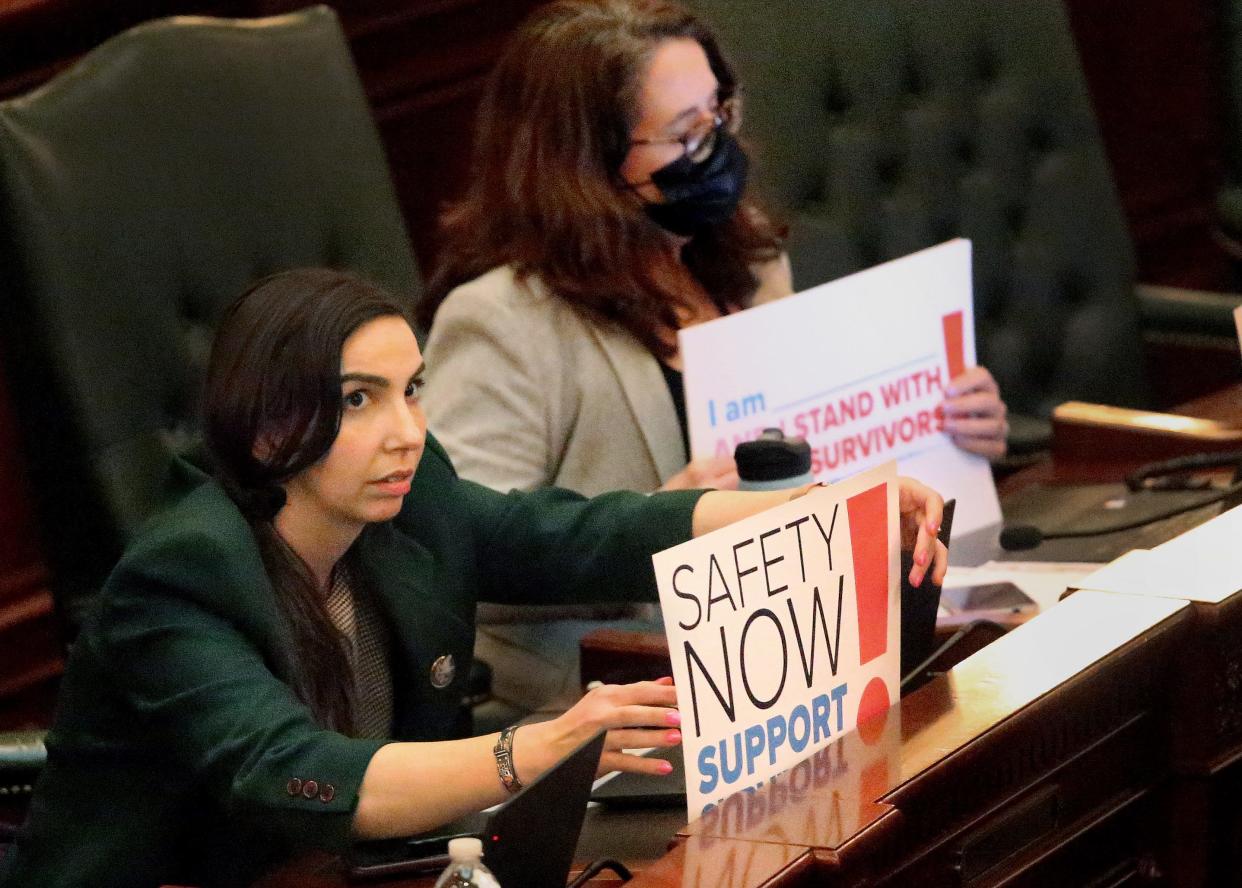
left=493, top=725, right=523, bottom=793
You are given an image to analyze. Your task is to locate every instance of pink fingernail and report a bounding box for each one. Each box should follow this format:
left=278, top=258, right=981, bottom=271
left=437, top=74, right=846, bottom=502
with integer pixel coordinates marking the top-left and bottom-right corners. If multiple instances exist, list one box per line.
left=666, top=730, right=682, bottom=744
left=658, top=761, right=674, bottom=775
left=665, top=710, right=681, bottom=726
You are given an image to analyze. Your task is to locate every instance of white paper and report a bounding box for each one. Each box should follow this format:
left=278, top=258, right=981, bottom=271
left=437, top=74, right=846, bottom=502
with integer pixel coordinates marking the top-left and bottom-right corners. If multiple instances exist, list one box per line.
left=679, top=239, right=1001, bottom=534
left=653, top=462, right=900, bottom=819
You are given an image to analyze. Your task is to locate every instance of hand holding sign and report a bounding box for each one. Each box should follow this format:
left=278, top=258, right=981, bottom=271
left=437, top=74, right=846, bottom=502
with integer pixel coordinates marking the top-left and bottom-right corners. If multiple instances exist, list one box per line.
left=654, top=462, right=943, bottom=819
left=941, top=366, right=1007, bottom=459
left=897, top=476, right=949, bottom=588
left=800, top=473, right=947, bottom=588
left=515, top=678, right=680, bottom=781
left=680, top=239, right=1002, bottom=536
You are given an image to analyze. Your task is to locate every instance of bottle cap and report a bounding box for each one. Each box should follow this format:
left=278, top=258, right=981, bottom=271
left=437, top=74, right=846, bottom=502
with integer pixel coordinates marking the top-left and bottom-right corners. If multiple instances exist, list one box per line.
left=448, top=836, right=484, bottom=861
left=735, top=428, right=811, bottom=482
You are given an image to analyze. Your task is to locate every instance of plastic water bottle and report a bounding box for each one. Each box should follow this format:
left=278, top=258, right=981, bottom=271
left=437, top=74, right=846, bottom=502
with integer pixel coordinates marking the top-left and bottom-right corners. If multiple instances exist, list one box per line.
left=434, top=837, right=501, bottom=888
left=736, top=428, right=815, bottom=491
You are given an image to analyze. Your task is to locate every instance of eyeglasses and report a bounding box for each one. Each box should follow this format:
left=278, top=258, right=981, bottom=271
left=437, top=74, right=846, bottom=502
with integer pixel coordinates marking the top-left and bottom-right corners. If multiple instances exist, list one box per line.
left=629, top=95, right=742, bottom=165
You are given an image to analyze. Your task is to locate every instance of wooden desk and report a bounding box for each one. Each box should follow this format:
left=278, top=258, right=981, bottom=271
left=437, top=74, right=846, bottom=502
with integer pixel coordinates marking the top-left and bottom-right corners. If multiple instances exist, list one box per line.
left=1074, top=559, right=1242, bottom=886
left=75, top=389, right=1242, bottom=883
left=267, top=590, right=1198, bottom=887
left=1003, top=383, right=1242, bottom=491
left=649, top=590, right=1190, bottom=887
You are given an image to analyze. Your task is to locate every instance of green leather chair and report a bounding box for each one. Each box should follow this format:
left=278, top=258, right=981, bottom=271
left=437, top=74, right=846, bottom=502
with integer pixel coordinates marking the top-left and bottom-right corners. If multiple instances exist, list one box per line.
left=0, top=12, right=530, bottom=810
left=0, top=6, right=428, bottom=821
left=689, top=0, right=1231, bottom=450
left=0, top=6, right=422, bottom=629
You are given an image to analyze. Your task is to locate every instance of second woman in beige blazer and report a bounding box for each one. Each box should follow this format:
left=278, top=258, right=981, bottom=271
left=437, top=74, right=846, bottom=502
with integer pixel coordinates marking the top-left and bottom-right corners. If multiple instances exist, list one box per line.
left=419, top=1, right=1009, bottom=502
left=422, top=258, right=792, bottom=496
left=416, top=0, right=1001, bottom=710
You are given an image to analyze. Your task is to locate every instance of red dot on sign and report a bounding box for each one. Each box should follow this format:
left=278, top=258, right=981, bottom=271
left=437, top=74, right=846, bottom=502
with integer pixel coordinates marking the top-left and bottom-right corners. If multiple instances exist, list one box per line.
left=857, top=677, right=891, bottom=745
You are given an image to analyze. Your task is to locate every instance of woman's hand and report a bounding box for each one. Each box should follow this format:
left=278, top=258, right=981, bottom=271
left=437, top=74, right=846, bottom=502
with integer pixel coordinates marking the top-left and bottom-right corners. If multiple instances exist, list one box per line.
left=354, top=678, right=677, bottom=838
left=659, top=456, right=739, bottom=491
left=515, top=679, right=680, bottom=780
left=899, top=476, right=948, bottom=588
left=942, top=366, right=1008, bottom=459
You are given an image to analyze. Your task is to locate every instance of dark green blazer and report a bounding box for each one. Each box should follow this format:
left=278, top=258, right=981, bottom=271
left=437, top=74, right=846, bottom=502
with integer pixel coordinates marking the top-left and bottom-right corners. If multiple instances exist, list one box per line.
left=1, top=434, right=701, bottom=888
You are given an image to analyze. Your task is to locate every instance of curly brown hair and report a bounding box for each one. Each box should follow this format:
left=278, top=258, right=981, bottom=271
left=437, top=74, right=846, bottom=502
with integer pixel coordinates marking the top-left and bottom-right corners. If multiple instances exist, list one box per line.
left=419, top=0, right=783, bottom=358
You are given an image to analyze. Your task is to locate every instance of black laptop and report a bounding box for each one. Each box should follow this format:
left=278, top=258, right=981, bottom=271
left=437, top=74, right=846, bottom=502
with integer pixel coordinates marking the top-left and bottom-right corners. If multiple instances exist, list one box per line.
left=348, top=729, right=606, bottom=886
left=590, top=501, right=955, bottom=808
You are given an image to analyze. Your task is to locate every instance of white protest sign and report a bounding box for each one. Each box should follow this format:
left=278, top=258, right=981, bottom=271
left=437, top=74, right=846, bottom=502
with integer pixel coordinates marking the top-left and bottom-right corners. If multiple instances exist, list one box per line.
left=653, top=461, right=901, bottom=819
left=680, top=239, right=1001, bottom=534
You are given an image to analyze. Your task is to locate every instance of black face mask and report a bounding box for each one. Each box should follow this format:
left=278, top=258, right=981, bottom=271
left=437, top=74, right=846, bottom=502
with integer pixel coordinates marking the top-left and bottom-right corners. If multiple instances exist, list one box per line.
left=644, top=131, right=749, bottom=237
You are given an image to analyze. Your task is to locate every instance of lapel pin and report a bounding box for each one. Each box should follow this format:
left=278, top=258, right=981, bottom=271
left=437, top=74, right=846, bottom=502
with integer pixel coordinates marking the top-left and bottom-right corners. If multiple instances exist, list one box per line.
left=430, top=654, right=456, bottom=689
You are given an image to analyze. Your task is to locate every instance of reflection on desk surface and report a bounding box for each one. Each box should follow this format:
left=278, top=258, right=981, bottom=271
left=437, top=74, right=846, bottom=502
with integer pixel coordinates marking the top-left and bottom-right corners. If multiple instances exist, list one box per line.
left=260, top=587, right=1210, bottom=887
left=591, top=746, right=685, bottom=808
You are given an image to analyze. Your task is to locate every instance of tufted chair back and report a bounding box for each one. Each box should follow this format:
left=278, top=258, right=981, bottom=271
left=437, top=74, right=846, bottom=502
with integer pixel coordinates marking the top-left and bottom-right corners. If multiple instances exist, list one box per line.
left=0, top=7, right=421, bottom=624
left=690, top=0, right=1149, bottom=425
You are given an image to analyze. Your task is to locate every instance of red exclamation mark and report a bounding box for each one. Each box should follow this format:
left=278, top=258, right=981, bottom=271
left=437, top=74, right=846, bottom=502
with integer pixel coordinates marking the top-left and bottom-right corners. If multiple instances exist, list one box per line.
left=846, top=483, right=891, bottom=724
left=942, top=311, right=966, bottom=381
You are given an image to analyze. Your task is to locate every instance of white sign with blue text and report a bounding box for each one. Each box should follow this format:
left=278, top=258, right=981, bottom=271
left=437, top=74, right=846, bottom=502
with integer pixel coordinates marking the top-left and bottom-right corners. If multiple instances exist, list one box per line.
left=679, top=239, right=1000, bottom=534
left=653, top=462, right=901, bottom=820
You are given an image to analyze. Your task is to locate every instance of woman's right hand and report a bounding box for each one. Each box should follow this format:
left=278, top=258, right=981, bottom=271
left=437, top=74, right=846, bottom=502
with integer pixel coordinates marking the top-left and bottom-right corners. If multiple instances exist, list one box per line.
left=514, top=679, right=681, bottom=780
left=659, top=456, right=739, bottom=491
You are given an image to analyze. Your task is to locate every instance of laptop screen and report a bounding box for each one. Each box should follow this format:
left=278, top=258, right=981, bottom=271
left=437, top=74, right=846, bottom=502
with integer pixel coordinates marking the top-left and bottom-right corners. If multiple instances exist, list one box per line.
left=347, top=729, right=606, bottom=884
left=488, top=730, right=606, bottom=888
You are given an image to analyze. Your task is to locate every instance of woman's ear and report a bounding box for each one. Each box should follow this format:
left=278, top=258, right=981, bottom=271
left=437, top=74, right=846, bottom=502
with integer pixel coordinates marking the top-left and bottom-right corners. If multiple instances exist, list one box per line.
left=253, top=422, right=293, bottom=462
left=252, top=434, right=275, bottom=461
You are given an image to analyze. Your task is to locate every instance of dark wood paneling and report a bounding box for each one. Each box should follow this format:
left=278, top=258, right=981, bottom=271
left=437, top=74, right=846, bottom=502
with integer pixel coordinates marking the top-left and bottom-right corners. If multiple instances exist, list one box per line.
left=0, top=1, right=251, bottom=97
left=1, top=0, right=1232, bottom=279
left=0, top=363, right=62, bottom=728
left=0, top=0, right=1232, bottom=291
left=1064, top=0, right=1230, bottom=290
left=320, top=0, right=548, bottom=273
left=0, top=0, right=548, bottom=273
left=0, top=390, right=41, bottom=596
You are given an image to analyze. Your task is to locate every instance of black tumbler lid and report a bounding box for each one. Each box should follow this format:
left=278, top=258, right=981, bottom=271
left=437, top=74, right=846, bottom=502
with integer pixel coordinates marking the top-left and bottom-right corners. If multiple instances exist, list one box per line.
left=735, top=428, right=812, bottom=482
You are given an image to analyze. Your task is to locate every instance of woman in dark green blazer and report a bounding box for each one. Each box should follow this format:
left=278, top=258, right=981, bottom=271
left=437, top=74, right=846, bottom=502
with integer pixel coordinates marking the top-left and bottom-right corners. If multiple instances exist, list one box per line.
left=0, top=269, right=946, bottom=887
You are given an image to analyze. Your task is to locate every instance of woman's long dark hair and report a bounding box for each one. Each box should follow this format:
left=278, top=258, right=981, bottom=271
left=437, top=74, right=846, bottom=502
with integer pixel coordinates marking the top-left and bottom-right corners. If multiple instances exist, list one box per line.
left=418, top=0, right=784, bottom=357
left=203, top=268, right=415, bottom=733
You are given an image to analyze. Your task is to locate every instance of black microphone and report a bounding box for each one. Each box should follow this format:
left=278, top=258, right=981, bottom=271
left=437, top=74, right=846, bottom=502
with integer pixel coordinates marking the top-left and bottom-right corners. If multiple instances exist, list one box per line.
left=999, top=525, right=1043, bottom=551
left=999, top=480, right=1242, bottom=552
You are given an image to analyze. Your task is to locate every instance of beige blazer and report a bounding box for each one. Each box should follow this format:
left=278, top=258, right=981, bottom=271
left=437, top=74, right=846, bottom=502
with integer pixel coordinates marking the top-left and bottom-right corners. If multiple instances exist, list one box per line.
left=422, top=257, right=792, bottom=496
